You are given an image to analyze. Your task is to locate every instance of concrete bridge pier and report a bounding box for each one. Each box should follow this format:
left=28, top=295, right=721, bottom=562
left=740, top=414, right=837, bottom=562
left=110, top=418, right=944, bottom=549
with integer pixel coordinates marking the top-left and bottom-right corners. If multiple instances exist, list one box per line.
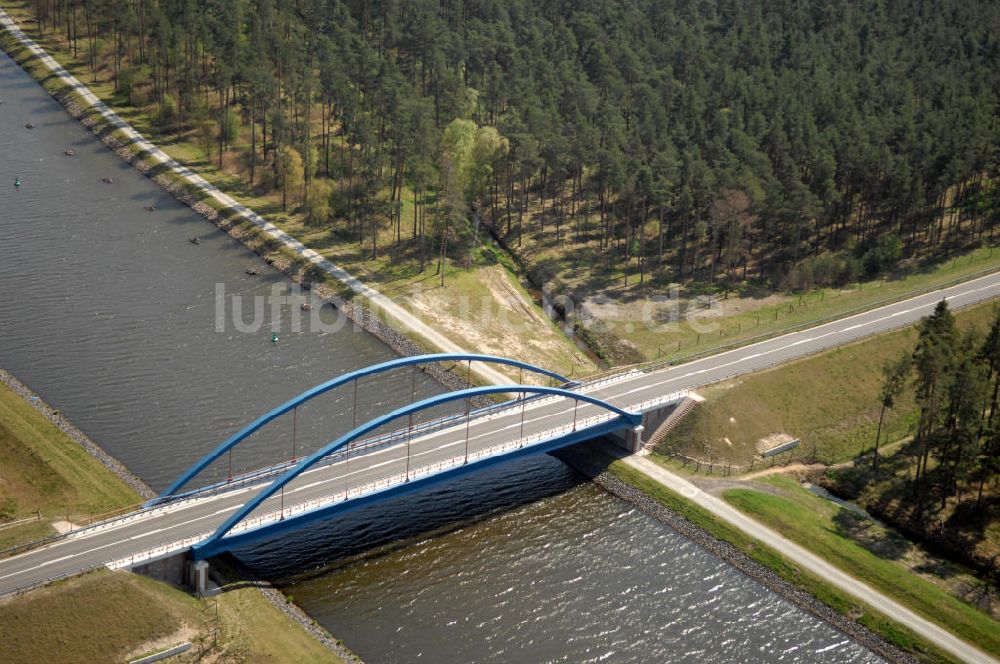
left=186, top=559, right=209, bottom=595
left=129, top=549, right=210, bottom=595
left=626, top=425, right=645, bottom=453
left=607, top=423, right=646, bottom=452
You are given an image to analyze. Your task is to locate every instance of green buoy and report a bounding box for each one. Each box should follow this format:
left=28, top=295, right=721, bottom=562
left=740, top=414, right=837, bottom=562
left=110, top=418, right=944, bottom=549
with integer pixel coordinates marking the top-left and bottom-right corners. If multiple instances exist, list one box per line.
left=14, top=178, right=21, bottom=188
left=271, top=332, right=279, bottom=344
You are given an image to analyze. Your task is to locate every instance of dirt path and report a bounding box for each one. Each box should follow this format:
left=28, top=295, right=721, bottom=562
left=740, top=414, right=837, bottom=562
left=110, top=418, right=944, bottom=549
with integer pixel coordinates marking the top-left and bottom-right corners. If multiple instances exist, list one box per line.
left=740, top=462, right=833, bottom=480
left=738, top=437, right=913, bottom=481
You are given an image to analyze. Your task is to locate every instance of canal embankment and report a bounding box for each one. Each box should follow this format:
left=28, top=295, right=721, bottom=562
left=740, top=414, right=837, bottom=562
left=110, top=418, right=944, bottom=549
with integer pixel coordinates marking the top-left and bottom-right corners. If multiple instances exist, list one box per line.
left=554, top=443, right=920, bottom=664
left=0, top=368, right=154, bottom=505
left=0, top=6, right=546, bottom=388
left=1, top=7, right=992, bottom=660
left=0, top=7, right=502, bottom=404
left=0, top=368, right=358, bottom=662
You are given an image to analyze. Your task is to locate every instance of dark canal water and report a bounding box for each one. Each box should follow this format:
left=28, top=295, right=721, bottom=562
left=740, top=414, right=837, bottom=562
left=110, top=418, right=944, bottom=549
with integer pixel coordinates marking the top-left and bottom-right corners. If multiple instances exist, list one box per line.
left=0, top=49, right=878, bottom=663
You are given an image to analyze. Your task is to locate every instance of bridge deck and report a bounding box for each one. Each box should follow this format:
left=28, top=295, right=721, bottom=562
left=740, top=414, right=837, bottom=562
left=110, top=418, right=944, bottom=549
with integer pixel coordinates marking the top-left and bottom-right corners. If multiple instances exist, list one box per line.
left=2, top=270, right=1000, bottom=594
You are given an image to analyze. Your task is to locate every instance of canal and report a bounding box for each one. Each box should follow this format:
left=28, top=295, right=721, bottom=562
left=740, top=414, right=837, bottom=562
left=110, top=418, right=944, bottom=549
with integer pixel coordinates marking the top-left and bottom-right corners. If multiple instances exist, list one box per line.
left=0, top=49, right=879, bottom=662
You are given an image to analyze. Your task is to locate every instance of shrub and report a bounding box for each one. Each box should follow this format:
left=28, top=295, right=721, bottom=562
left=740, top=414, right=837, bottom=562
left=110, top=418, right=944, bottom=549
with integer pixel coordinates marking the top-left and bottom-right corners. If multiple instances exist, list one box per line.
left=783, top=251, right=864, bottom=291
left=861, top=234, right=903, bottom=278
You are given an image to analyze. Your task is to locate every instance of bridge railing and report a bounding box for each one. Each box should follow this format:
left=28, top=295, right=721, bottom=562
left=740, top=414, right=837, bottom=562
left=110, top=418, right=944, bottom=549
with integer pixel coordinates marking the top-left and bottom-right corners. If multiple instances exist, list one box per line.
left=626, top=390, right=691, bottom=414
left=1, top=392, right=588, bottom=558
left=574, top=368, right=646, bottom=390
left=161, top=354, right=574, bottom=501
left=106, top=531, right=213, bottom=571
left=3, top=399, right=655, bottom=584
left=0, top=388, right=690, bottom=563
left=0, top=562, right=107, bottom=598
left=160, top=390, right=571, bottom=505
left=0, top=482, right=248, bottom=561
left=104, top=386, right=685, bottom=532
left=220, top=409, right=629, bottom=540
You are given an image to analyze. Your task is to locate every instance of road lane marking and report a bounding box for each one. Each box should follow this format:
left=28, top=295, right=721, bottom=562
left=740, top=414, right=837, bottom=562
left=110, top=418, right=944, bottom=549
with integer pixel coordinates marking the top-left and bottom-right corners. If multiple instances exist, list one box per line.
left=5, top=273, right=1000, bottom=590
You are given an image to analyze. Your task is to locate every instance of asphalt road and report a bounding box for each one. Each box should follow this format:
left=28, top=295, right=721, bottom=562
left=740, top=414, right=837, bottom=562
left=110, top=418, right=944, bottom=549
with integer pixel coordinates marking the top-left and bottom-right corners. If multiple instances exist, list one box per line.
left=3, top=269, right=1000, bottom=659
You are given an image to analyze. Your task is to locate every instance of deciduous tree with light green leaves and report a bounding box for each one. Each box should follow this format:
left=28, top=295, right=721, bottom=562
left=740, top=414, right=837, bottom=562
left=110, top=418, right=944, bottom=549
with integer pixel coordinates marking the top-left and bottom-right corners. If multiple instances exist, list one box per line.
left=279, top=147, right=304, bottom=211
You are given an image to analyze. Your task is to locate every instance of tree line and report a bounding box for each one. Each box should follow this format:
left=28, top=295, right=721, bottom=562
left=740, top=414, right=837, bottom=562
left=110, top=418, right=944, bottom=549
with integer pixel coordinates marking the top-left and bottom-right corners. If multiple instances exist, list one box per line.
left=874, top=301, right=1000, bottom=517
left=25, top=0, right=1000, bottom=290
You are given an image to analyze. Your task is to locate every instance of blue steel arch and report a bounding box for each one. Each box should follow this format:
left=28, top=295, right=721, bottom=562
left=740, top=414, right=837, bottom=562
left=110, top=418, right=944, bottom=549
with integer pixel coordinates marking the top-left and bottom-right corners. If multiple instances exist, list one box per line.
left=160, top=354, right=569, bottom=500
left=193, top=384, right=639, bottom=556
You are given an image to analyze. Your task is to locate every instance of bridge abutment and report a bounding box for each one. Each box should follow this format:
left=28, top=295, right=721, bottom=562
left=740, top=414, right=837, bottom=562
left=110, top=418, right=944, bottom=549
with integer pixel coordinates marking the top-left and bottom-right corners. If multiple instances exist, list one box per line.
left=607, top=396, right=702, bottom=454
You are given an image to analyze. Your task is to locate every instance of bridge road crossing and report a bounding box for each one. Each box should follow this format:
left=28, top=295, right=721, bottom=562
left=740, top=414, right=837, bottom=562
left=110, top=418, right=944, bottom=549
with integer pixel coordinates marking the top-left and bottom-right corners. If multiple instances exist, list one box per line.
left=3, top=269, right=1000, bottom=595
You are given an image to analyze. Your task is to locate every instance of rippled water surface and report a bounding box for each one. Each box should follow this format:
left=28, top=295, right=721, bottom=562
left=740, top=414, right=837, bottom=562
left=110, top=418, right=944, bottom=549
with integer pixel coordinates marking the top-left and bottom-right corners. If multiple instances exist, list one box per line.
left=278, top=478, right=879, bottom=664
left=0, top=49, right=879, bottom=663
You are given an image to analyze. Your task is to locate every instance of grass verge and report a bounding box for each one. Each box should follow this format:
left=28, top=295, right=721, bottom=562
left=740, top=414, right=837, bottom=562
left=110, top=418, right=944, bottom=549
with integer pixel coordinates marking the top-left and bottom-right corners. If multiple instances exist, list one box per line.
left=624, top=248, right=1000, bottom=363
left=0, top=378, right=347, bottom=661
left=0, top=380, right=140, bottom=546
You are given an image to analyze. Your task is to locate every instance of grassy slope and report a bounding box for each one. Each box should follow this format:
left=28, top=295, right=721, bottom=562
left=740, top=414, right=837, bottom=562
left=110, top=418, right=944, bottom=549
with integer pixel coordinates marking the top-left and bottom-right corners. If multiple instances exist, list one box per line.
left=0, top=569, right=343, bottom=663
left=605, top=459, right=960, bottom=663
left=722, top=475, right=1000, bottom=657
left=512, top=165, right=1000, bottom=363
left=213, top=579, right=346, bottom=663
left=0, top=380, right=140, bottom=545
left=659, top=299, right=998, bottom=465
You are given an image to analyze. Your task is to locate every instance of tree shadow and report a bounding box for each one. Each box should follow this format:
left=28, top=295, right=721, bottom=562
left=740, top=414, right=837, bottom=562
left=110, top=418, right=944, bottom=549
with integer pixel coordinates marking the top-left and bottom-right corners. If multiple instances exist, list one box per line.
left=831, top=507, right=911, bottom=562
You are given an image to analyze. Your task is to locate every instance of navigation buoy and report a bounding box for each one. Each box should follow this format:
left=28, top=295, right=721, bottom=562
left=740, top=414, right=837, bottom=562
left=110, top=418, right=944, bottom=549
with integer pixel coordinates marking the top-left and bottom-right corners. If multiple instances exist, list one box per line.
left=24, top=123, right=35, bottom=129
left=64, top=149, right=75, bottom=156
left=189, top=237, right=200, bottom=245
left=271, top=332, right=279, bottom=344
left=14, top=178, right=21, bottom=188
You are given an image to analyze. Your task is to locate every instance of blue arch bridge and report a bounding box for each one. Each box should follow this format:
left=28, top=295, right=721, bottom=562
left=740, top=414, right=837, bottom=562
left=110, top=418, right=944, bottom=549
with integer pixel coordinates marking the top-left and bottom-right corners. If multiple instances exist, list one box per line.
left=0, top=354, right=692, bottom=595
